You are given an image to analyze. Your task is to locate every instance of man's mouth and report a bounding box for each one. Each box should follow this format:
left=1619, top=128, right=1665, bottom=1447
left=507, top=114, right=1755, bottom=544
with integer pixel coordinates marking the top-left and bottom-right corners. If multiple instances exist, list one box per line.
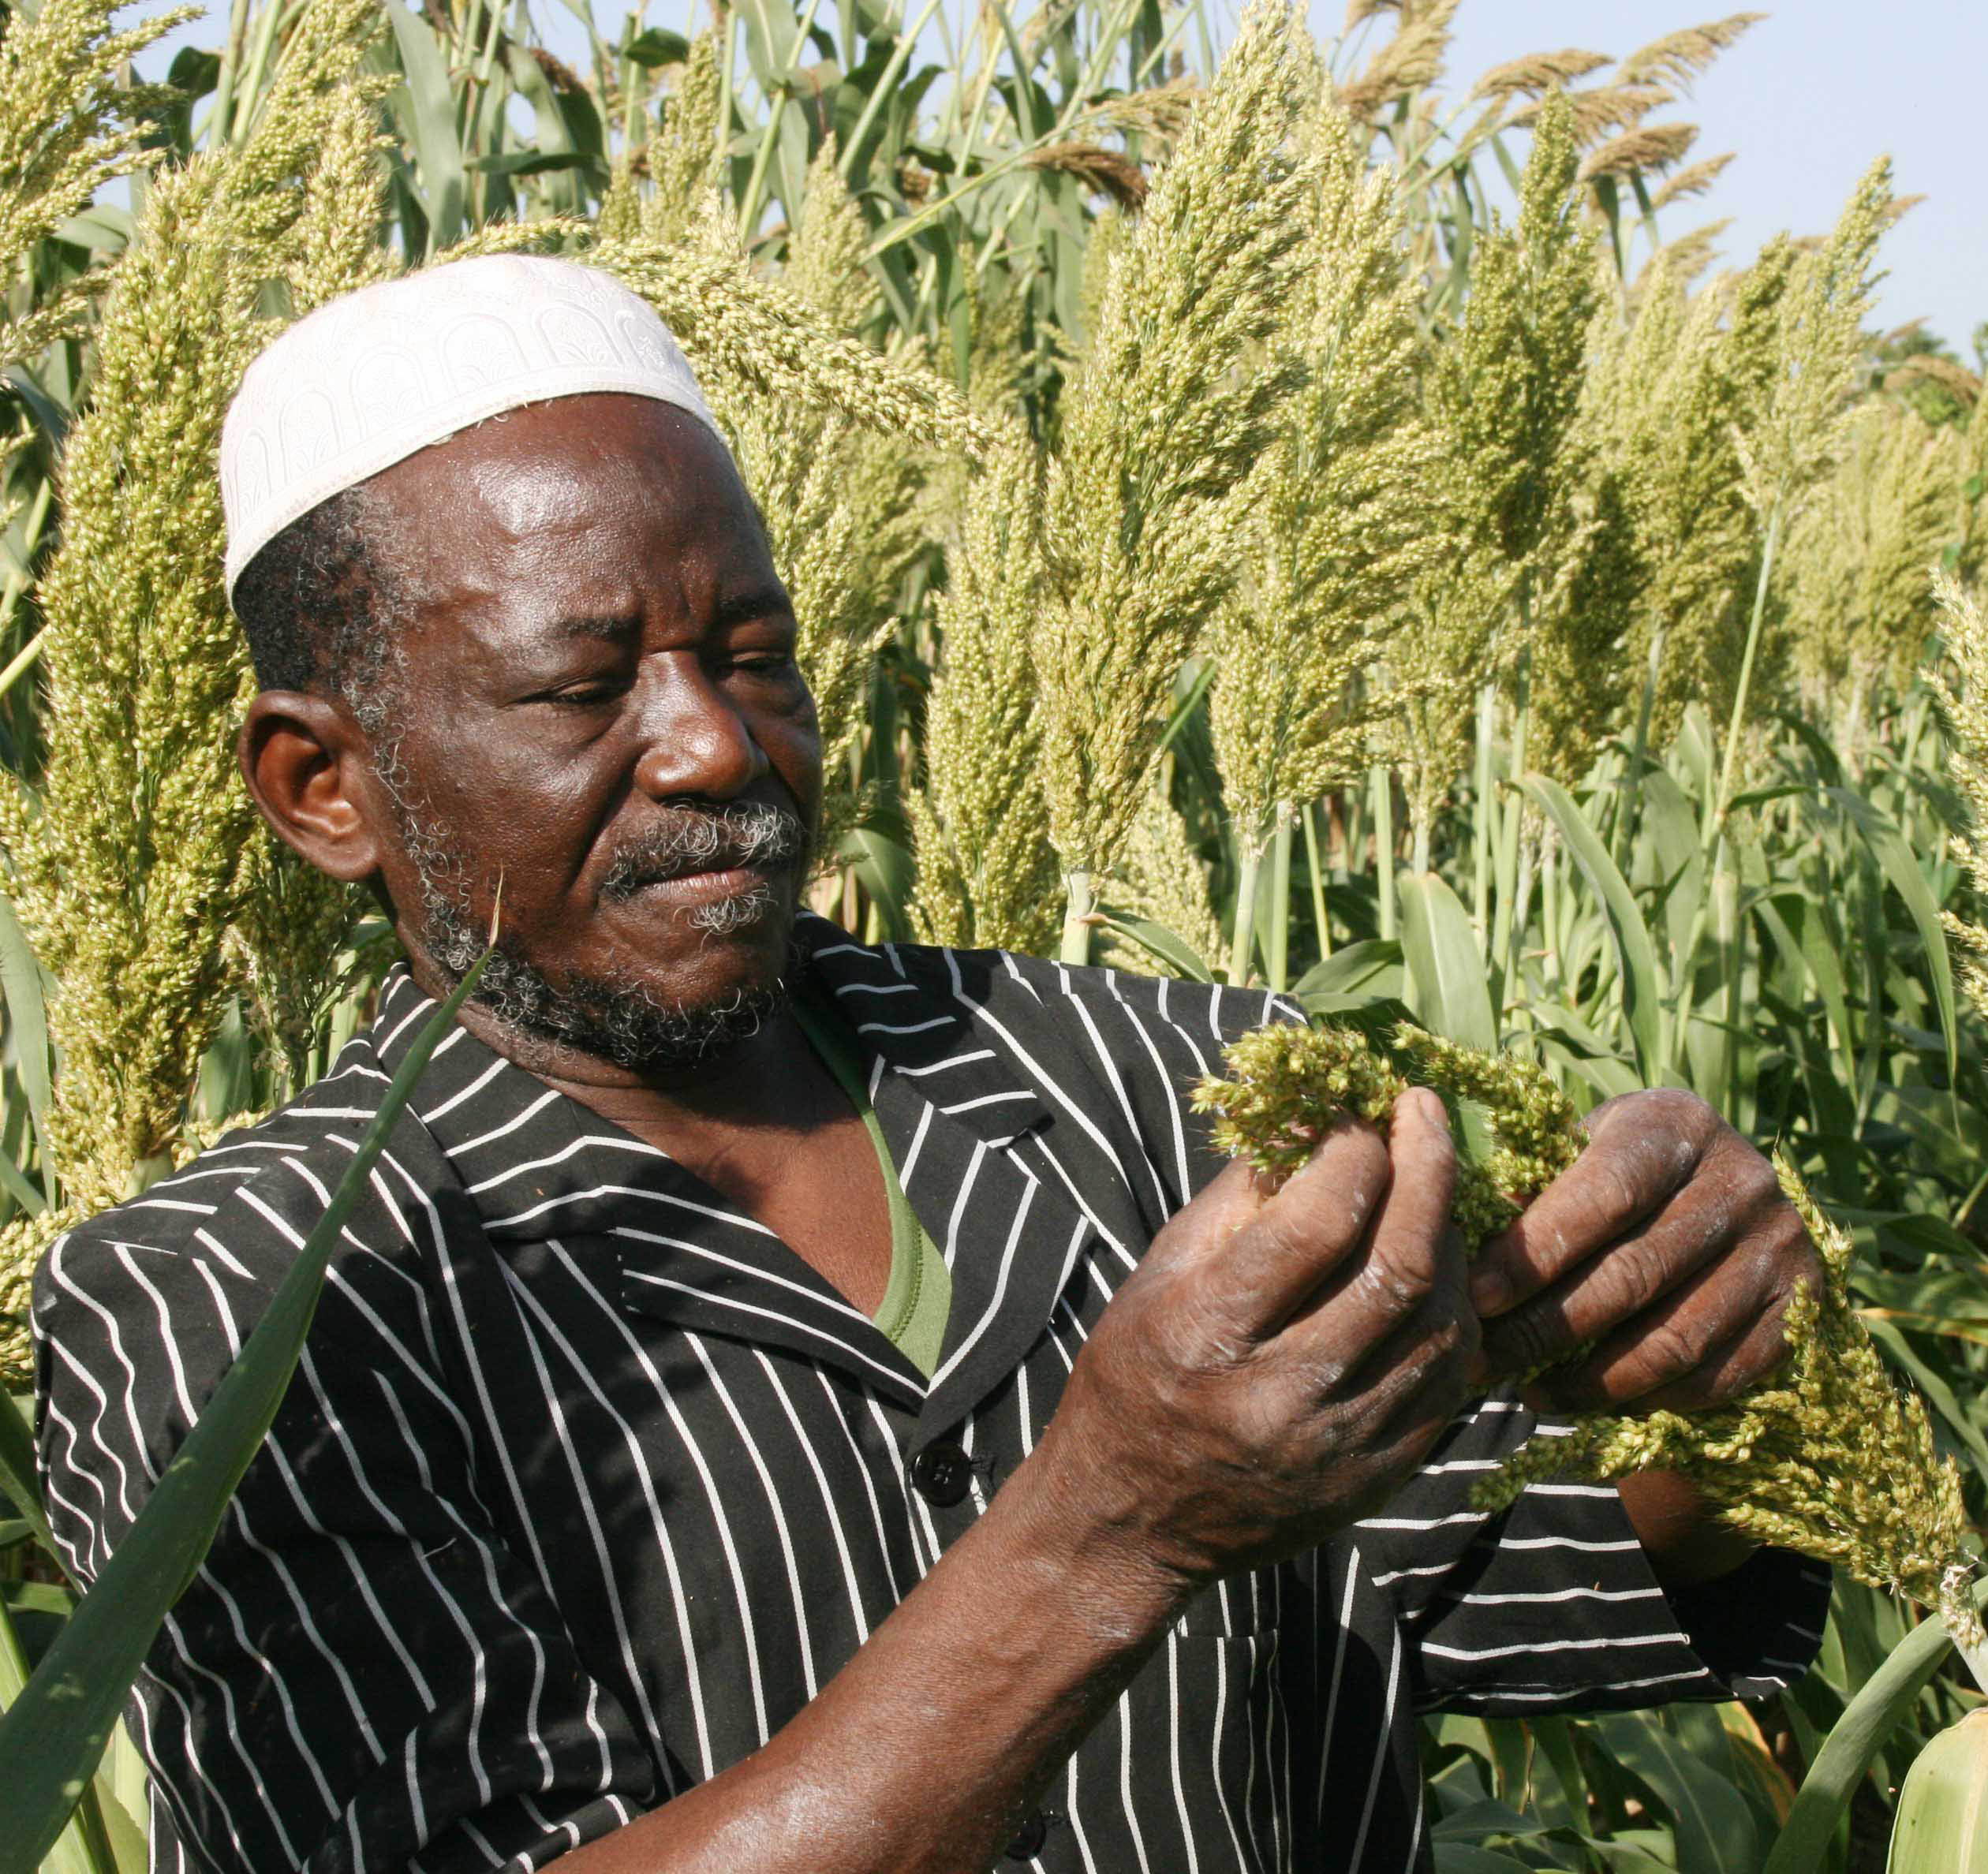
left=620, top=861, right=779, bottom=903
left=600, top=803, right=813, bottom=906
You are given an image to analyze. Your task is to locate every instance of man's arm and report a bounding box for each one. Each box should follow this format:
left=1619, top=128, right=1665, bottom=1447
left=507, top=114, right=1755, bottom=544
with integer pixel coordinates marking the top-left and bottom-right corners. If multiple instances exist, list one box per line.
left=555, top=1093, right=1477, bottom=1874
left=43, top=1092, right=1478, bottom=1874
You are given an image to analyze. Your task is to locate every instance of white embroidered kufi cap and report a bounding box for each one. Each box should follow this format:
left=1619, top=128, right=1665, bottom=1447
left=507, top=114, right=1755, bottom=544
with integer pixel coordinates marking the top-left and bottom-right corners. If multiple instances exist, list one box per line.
left=220, top=253, right=724, bottom=597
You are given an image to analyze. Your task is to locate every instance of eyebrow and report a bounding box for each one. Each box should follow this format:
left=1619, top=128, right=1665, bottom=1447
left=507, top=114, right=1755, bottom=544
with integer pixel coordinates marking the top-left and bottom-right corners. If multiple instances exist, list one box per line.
left=710, top=587, right=795, bottom=631
left=551, top=588, right=794, bottom=643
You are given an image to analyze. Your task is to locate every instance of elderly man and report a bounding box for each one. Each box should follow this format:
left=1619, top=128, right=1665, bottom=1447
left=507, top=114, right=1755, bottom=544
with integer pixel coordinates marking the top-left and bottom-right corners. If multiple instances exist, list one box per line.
left=36, top=256, right=1827, bottom=1874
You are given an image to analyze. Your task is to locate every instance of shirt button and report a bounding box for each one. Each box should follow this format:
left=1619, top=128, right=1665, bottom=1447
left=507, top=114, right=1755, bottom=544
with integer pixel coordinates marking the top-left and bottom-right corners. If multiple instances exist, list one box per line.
left=1004, top=1812, right=1048, bottom=1860
left=907, top=1440, right=972, bottom=1507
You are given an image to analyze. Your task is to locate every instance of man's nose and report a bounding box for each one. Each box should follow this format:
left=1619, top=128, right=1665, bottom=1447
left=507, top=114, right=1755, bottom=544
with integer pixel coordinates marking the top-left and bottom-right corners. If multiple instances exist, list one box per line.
left=630, top=662, right=771, bottom=801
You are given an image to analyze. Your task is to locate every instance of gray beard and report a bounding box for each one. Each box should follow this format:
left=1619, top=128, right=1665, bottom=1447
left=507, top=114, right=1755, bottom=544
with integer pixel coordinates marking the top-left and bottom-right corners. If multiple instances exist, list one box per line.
left=395, top=787, right=814, bottom=1074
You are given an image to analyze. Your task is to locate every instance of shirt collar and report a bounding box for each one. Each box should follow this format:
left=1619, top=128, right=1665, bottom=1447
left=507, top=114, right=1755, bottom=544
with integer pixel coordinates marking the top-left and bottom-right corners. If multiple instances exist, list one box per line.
left=359, top=918, right=1067, bottom=1417
left=364, top=915, right=1054, bottom=1205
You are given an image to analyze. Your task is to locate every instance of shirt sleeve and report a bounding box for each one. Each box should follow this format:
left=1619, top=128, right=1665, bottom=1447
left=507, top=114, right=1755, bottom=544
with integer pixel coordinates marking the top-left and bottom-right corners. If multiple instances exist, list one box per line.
left=34, top=1185, right=660, bottom=1874
left=1358, top=1392, right=1831, bottom=1715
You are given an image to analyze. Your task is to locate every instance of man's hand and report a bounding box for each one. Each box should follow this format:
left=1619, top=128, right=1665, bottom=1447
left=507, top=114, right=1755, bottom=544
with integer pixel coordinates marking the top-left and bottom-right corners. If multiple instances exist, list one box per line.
left=1467, top=1088, right=1820, bottom=1413
left=1038, top=1087, right=1481, bottom=1589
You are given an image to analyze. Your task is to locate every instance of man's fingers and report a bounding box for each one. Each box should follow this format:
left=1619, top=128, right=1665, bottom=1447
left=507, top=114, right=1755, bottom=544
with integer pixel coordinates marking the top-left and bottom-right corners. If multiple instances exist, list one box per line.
left=1477, top=1184, right=1737, bottom=1381
left=1355, top=1283, right=1480, bottom=1436
left=1284, top=1090, right=1462, bottom=1357
left=1531, top=1249, right=1796, bottom=1413
left=1213, top=1117, right=1392, bottom=1338
left=1340, top=1088, right=1459, bottom=1338
left=1616, top=1307, right=1798, bottom=1415
left=1469, top=1089, right=1713, bottom=1319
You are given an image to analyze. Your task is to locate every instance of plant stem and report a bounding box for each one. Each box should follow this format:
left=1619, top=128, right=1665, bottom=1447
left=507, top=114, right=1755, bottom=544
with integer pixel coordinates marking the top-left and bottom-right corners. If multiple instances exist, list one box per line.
left=838, top=0, right=946, bottom=179
left=1266, top=804, right=1293, bottom=992
left=1471, top=680, right=1494, bottom=936
left=1227, top=836, right=1262, bottom=987
left=735, top=88, right=789, bottom=240
left=1616, top=624, right=1665, bottom=867
left=1059, top=868, right=1094, bottom=968
left=1709, top=498, right=1784, bottom=855
left=1489, top=574, right=1535, bottom=984
left=1303, top=801, right=1331, bottom=960
left=229, top=0, right=290, bottom=144
left=715, top=7, right=739, bottom=178
left=1539, top=832, right=1560, bottom=990
left=1371, top=766, right=1397, bottom=942
left=1506, top=814, right=1538, bottom=1024
left=207, top=0, right=254, bottom=151
left=1765, top=1577, right=1988, bottom=1874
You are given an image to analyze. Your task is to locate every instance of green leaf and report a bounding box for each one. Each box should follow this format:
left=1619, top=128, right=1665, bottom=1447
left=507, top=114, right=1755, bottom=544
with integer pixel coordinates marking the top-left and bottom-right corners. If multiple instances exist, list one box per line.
left=1396, top=870, right=1497, bottom=1053
left=383, top=0, right=469, bottom=252
left=1519, top=774, right=1664, bottom=1078
left=0, top=884, right=56, bottom=1186
left=1431, top=1848, right=1540, bottom=1874
left=465, top=150, right=592, bottom=177
left=1825, top=786, right=1957, bottom=1081
left=0, top=1391, right=59, bottom=1576
left=1590, top=1711, right=1762, bottom=1874
left=1295, top=991, right=1412, bottom=1031
left=839, top=824, right=913, bottom=943
left=1291, top=939, right=1403, bottom=999
left=1863, top=1316, right=1988, bottom=1474
left=1580, top=1835, right=1681, bottom=1873
left=1091, top=909, right=1213, bottom=983
left=1432, top=1797, right=1552, bottom=1842
left=622, top=25, right=689, bottom=65
left=0, top=1146, right=45, bottom=1219
left=1763, top=1599, right=1973, bottom=1874
left=0, top=956, right=488, bottom=1874
left=1155, top=657, right=1216, bottom=757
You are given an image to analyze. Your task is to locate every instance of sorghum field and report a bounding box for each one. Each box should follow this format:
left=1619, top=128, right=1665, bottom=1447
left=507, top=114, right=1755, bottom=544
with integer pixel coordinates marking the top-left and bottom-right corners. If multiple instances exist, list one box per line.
left=1, top=0, right=1986, bottom=1867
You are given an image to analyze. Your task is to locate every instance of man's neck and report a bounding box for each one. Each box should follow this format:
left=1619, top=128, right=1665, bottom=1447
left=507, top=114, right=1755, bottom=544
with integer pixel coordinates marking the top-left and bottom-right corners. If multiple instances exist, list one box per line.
left=405, top=950, right=898, bottom=1313
left=402, top=954, right=839, bottom=1156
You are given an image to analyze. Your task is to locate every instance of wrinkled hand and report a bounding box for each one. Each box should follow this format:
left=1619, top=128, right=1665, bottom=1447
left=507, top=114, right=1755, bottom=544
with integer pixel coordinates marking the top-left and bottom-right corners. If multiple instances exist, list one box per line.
left=1467, top=1088, right=1821, bottom=1413
left=1043, top=1088, right=1479, bottom=1588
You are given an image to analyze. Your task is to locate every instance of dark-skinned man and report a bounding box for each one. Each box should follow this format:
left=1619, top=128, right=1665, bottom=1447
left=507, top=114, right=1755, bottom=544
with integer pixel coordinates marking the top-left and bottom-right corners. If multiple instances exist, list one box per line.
left=33, top=256, right=1829, bottom=1874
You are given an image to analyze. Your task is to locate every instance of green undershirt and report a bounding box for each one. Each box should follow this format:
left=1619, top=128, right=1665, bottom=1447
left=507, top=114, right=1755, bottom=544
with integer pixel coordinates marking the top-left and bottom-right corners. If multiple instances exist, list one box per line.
left=791, top=989, right=952, bottom=1381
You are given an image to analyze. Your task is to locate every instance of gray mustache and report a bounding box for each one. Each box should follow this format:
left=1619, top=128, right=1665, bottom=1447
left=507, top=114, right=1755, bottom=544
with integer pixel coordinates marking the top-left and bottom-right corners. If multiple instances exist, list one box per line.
left=600, top=802, right=812, bottom=902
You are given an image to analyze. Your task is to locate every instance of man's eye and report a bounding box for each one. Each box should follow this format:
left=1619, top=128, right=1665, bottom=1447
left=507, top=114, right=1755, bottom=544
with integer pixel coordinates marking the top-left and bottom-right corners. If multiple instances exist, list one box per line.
left=731, top=653, right=798, bottom=678
left=547, top=680, right=624, bottom=706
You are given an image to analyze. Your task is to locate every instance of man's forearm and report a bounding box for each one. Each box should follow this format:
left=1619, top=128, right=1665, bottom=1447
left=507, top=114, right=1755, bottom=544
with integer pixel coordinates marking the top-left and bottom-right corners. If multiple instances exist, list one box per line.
left=1616, top=1470, right=1758, bottom=1589
left=551, top=1433, right=1190, bottom=1874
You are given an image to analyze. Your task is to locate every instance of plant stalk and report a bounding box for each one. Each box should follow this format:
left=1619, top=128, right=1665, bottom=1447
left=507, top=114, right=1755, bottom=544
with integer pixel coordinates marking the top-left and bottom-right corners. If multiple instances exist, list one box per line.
left=206, top=0, right=255, bottom=152
left=1227, top=834, right=1263, bottom=987
left=1709, top=498, right=1784, bottom=855
left=1266, top=804, right=1293, bottom=992
left=1303, top=801, right=1331, bottom=961
left=1471, top=680, right=1495, bottom=937
left=1059, top=868, right=1095, bottom=968
left=1616, top=623, right=1665, bottom=866
left=1371, top=765, right=1396, bottom=943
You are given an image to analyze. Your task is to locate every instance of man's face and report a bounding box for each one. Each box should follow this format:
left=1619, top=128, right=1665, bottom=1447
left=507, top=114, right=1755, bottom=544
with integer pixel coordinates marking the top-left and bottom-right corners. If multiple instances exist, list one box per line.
left=352, top=393, right=822, bottom=1072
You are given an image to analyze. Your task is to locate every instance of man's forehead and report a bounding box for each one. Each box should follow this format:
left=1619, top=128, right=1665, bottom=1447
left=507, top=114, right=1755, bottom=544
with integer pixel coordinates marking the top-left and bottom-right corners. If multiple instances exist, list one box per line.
left=369, top=397, right=779, bottom=622
left=381, top=395, right=732, bottom=530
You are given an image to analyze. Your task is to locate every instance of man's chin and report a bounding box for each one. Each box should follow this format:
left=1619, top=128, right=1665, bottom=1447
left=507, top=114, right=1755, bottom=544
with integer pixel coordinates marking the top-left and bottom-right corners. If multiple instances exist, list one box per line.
left=443, top=913, right=802, bottom=1078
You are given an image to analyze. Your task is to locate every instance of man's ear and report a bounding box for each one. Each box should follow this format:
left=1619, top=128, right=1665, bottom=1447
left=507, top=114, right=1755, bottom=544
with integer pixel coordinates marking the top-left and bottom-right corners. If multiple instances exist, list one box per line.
left=238, top=691, right=386, bottom=886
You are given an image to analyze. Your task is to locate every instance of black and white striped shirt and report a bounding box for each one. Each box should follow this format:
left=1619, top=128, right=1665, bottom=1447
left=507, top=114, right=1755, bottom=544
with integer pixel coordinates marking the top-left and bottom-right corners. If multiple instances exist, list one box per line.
left=33, top=916, right=1829, bottom=1874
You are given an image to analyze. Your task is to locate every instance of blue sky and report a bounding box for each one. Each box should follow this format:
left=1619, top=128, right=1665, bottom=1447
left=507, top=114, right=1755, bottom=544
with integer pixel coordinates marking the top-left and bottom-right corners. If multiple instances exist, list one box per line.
left=1326, top=1, right=1986, bottom=357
